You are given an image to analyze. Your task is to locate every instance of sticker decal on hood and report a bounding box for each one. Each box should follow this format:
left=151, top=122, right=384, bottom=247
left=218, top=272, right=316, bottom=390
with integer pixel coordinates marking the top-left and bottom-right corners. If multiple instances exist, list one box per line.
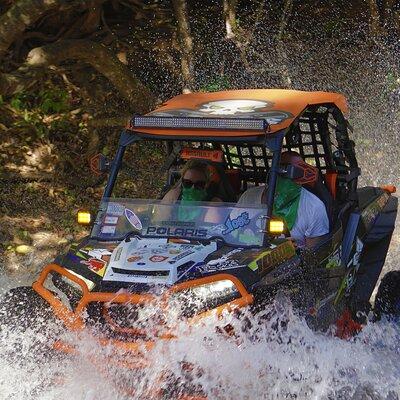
left=103, top=238, right=217, bottom=285
left=76, top=246, right=114, bottom=277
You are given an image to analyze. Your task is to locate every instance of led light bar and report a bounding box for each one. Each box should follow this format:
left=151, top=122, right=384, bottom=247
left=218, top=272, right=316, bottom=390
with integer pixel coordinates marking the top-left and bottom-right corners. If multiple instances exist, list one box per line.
left=130, top=116, right=268, bottom=131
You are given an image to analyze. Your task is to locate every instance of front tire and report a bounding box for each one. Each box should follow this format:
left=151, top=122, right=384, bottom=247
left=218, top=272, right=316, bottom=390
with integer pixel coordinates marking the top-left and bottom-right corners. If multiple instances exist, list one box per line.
left=374, top=271, right=400, bottom=320
left=0, top=286, right=55, bottom=331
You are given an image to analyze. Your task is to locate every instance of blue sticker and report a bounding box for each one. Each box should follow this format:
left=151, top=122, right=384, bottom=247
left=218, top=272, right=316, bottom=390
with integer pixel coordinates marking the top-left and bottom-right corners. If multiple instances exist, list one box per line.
left=222, top=211, right=250, bottom=235
left=67, top=253, right=84, bottom=263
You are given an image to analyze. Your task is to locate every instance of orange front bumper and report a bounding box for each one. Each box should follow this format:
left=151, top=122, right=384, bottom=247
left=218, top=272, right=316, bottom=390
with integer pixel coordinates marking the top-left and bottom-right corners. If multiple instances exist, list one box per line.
left=32, top=263, right=254, bottom=354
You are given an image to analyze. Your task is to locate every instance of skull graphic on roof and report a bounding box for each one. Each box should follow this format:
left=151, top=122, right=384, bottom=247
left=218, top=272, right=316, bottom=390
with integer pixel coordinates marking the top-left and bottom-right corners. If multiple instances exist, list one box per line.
left=198, top=100, right=271, bottom=115
left=149, top=98, right=293, bottom=125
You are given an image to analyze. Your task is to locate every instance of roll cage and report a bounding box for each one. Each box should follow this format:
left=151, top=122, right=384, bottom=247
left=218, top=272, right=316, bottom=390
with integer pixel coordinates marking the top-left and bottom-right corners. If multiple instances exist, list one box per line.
left=102, top=103, right=359, bottom=241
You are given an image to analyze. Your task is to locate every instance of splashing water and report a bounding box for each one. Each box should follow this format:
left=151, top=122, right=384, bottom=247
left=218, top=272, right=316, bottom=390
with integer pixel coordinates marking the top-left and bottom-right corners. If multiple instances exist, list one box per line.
left=0, top=288, right=399, bottom=400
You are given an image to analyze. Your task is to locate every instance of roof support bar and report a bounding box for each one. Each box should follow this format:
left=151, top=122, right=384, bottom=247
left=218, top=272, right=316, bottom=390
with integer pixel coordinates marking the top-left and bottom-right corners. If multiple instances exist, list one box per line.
left=103, top=130, right=139, bottom=198
left=264, top=131, right=285, bottom=244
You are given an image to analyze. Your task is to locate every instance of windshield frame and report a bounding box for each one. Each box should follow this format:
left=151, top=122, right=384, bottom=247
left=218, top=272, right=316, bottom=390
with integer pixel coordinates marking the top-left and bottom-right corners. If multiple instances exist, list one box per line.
left=100, top=129, right=286, bottom=245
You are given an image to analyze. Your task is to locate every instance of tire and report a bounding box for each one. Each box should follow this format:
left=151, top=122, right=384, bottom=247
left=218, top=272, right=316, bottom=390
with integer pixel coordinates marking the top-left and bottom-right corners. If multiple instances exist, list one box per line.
left=0, top=286, right=56, bottom=331
left=0, top=287, right=64, bottom=362
left=374, top=271, right=400, bottom=320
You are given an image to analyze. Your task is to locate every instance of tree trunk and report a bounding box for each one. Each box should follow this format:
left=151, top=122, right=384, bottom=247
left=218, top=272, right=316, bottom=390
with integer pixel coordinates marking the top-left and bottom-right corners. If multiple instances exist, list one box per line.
left=276, top=0, right=294, bottom=87
left=0, top=40, right=156, bottom=112
left=277, top=0, right=293, bottom=41
left=222, top=0, right=252, bottom=71
left=0, top=0, right=104, bottom=60
left=171, top=0, right=194, bottom=93
left=382, top=0, right=400, bottom=37
left=223, top=0, right=238, bottom=40
left=367, top=0, right=384, bottom=39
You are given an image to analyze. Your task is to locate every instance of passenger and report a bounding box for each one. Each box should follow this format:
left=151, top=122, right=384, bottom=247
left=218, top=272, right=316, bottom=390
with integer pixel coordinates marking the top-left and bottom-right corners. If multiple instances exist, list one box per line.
left=237, top=152, right=329, bottom=248
left=162, top=159, right=222, bottom=203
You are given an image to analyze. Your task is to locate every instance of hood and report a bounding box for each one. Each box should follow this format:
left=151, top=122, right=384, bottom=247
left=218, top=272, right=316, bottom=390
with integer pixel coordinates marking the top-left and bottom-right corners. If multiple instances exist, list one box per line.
left=103, top=237, right=217, bottom=285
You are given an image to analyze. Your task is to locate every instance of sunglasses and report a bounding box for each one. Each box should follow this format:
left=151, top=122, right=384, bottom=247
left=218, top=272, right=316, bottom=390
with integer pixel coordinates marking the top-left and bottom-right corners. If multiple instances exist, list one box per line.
left=182, top=179, right=206, bottom=190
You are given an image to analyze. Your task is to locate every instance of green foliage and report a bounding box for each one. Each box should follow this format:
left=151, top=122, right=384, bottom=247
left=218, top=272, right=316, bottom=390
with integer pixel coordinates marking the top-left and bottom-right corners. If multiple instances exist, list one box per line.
left=10, top=88, right=69, bottom=114
left=18, top=110, right=48, bottom=138
left=9, top=88, right=71, bottom=139
left=10, top=92, right=31, bottom=110
left=200, top=75, right=231, bottom=92
left=39, top=89, right=69, bottom=114
left=385, top=72, right=400, bottom=92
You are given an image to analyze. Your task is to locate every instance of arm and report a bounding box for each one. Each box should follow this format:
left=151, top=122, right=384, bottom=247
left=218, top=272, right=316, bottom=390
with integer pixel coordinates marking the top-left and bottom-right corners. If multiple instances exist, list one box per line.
left=161, top=186, right=180, bottom=203
left=301, top=190, right=330, bottom=249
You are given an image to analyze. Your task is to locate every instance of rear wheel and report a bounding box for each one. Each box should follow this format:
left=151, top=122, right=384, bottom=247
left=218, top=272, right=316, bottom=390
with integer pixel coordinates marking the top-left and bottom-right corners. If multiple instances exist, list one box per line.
left=374, top=271, right=400, bottom=320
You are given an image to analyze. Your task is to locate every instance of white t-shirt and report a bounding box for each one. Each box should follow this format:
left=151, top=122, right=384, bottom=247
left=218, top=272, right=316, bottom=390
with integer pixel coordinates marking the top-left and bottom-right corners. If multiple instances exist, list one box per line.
left=238, top=185, right=329, bottom=247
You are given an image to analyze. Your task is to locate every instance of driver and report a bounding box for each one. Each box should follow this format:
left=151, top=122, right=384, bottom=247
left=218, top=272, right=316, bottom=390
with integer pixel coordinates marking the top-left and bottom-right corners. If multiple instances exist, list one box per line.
left=237, top=151, right=329, bottom=248
left=162, top=159, right=222, bottom=203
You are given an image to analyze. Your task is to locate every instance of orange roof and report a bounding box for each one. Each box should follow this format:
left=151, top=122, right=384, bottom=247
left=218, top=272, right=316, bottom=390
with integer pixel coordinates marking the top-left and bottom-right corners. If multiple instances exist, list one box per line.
left=129, top=89, right=348, bottom=138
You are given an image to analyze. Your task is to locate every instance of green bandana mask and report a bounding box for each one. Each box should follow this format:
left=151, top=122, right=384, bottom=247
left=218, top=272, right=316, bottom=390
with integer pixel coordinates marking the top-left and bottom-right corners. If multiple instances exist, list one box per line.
left=272, top=176, right=301, bottom=230
left=181, top=186, right=208, bottom=202
left=178, top=186, right=208, bottom=221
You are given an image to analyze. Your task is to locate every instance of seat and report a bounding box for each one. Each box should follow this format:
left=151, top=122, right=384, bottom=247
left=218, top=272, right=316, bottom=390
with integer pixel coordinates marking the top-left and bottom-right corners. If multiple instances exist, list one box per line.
left=200, top=163, right=237, bottom=202
left=303, top=175, right=335, bottom=230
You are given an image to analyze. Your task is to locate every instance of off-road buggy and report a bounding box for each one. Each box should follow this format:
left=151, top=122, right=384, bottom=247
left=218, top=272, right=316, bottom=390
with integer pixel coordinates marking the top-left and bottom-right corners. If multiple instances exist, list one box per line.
left=1, top=89, right=398, bottom=396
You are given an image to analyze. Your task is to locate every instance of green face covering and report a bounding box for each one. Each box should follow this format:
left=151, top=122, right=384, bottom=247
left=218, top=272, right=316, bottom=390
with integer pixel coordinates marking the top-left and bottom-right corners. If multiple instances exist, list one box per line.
left=272, top=176, right=301, bottom=230
left=178, top=186, right=208, bottom=221
left=181, top=186, right=208, bottom=202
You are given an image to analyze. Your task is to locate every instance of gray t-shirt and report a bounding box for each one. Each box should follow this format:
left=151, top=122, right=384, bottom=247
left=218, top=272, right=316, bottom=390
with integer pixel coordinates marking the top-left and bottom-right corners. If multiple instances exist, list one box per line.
left=238, top=185, right=329, bottom=247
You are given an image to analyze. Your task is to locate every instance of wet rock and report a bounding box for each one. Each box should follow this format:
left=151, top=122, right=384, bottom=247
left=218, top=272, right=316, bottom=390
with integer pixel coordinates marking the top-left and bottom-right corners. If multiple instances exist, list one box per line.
left=15, top=245, right=33, bottom=255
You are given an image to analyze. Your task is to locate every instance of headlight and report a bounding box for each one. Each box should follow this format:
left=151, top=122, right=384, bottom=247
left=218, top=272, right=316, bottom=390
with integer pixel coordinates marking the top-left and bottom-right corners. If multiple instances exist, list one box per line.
left=189, top=279, right=238, bottom=300
left=170, top=279, right=240, bottom=318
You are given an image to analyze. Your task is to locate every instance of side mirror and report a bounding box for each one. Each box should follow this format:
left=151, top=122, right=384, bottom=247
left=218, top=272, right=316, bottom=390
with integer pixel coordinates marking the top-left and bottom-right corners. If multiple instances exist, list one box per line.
left=90, top=154, right=111, bottom=175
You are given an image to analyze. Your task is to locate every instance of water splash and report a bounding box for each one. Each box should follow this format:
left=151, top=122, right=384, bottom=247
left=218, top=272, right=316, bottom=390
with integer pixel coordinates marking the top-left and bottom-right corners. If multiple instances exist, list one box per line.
left=0, top=292, right=399, bottom=400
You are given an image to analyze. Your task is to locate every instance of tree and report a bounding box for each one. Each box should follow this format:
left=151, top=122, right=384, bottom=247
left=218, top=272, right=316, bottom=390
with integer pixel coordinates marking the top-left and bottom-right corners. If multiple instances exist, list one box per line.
left=171, top=0, right=194, bottom=93
left=0, top=40, right=155, bottom=112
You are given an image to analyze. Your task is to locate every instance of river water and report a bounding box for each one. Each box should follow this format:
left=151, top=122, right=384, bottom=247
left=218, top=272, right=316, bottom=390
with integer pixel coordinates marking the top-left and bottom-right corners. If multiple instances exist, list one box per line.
left=0, top=288, right=399, bottom=400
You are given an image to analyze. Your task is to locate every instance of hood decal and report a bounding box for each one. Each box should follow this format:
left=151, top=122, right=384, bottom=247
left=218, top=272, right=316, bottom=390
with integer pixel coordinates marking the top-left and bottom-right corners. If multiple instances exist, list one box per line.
left=103, top=238, right=217, bottom=285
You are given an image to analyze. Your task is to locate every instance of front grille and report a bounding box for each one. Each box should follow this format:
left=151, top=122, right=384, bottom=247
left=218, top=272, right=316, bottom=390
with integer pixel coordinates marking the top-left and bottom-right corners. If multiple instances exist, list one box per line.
left=111, top=268, right=169, bottom=277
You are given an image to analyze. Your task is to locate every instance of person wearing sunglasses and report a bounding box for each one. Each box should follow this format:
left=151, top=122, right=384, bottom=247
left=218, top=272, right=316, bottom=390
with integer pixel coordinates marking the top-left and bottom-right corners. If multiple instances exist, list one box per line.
left=163, top=159, right=222, bottom=203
